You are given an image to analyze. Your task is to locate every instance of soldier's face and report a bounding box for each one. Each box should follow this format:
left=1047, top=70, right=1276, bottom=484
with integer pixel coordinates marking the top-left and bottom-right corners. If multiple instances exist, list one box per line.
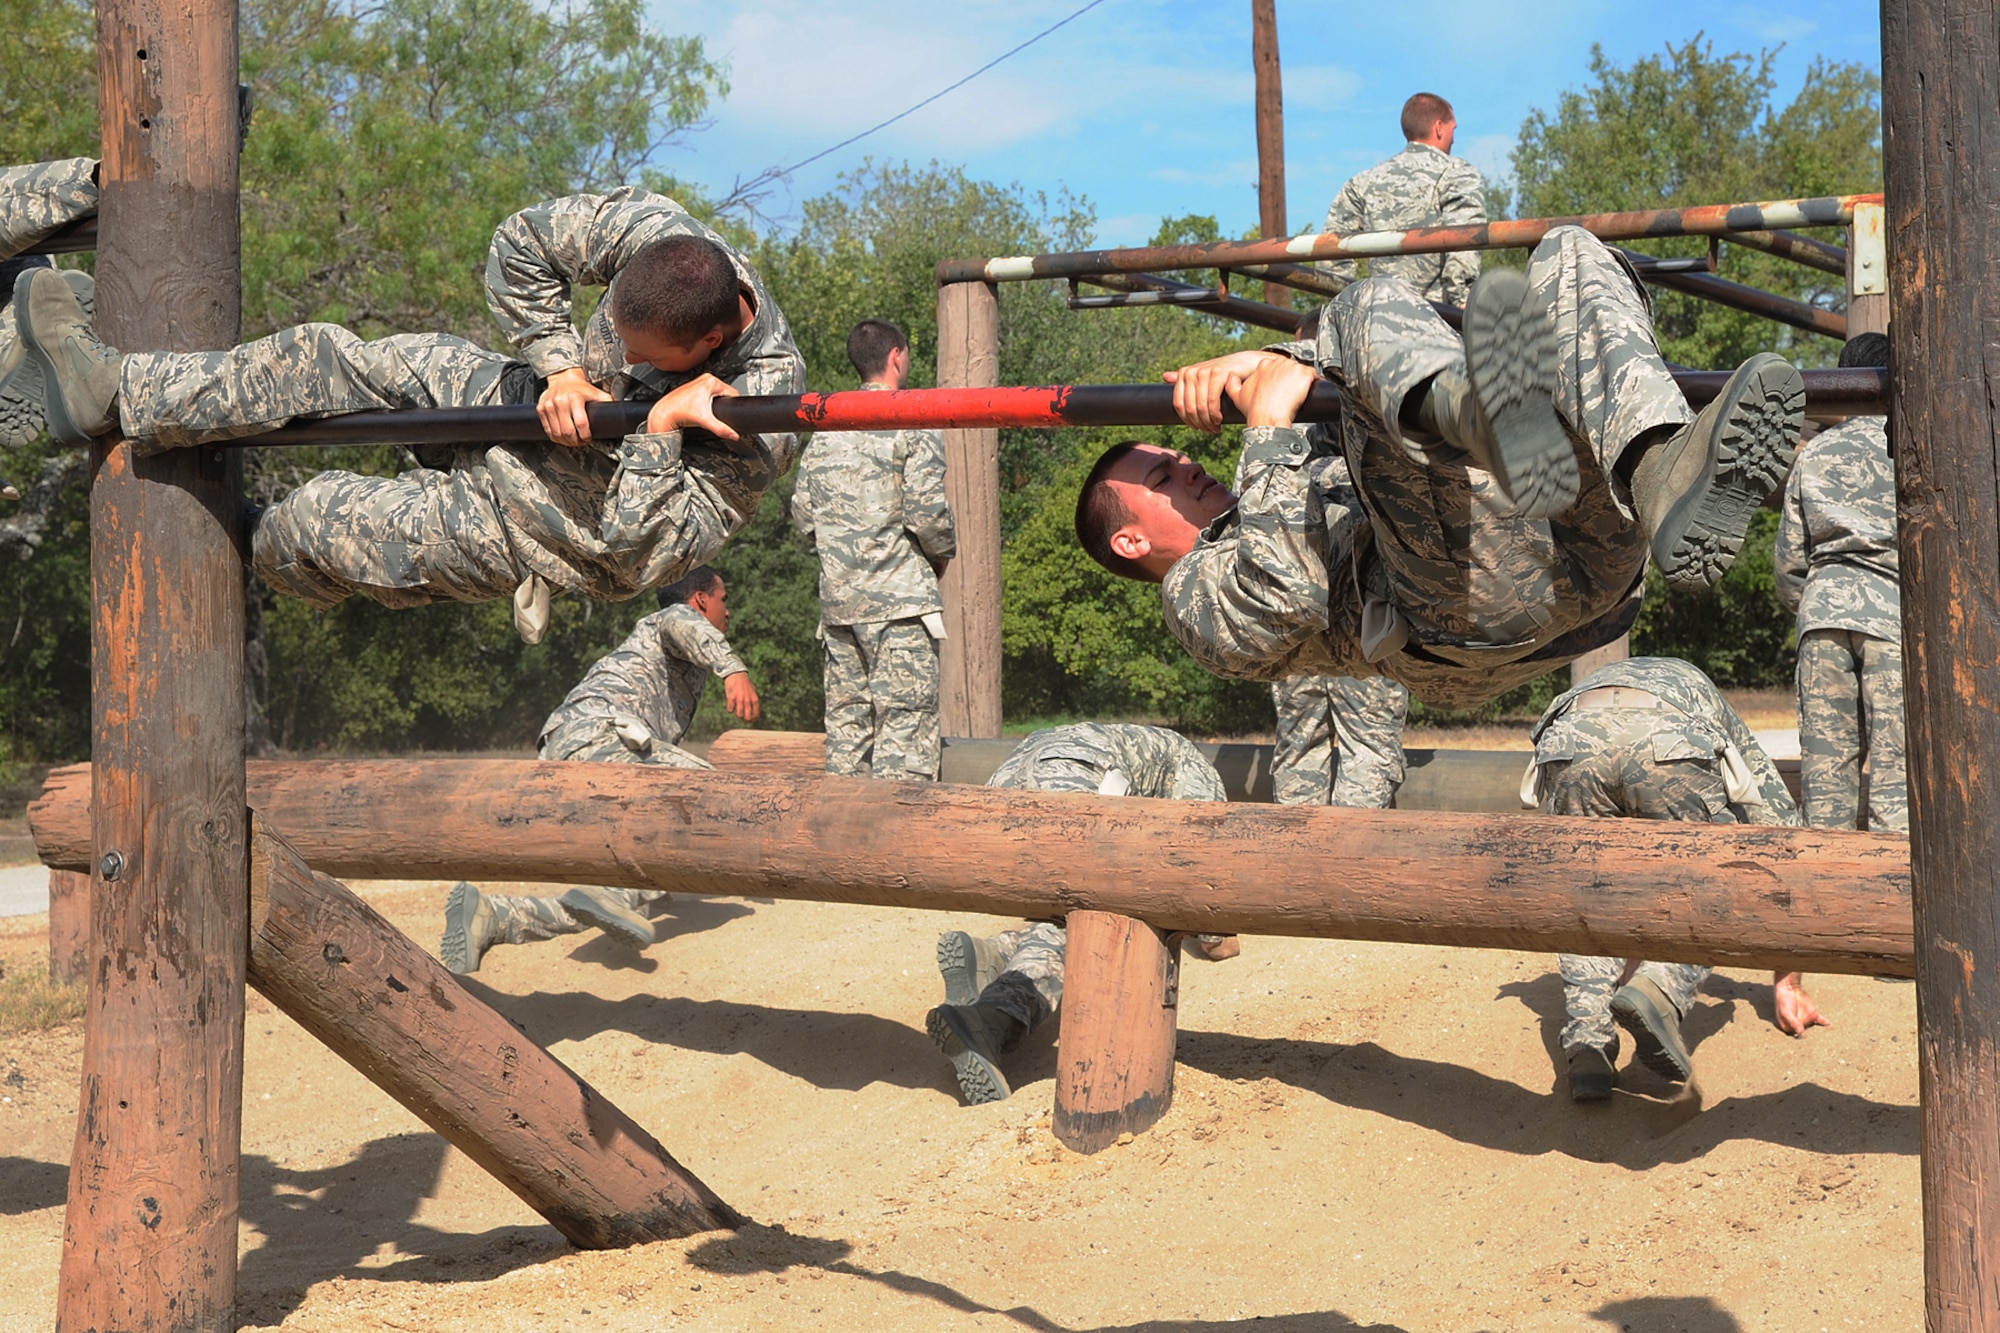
left=619, top=319, right=732, bottom=374
left=691, top=580, right=730, bottom=633
left=1101, top=443, right=1237, bottom=576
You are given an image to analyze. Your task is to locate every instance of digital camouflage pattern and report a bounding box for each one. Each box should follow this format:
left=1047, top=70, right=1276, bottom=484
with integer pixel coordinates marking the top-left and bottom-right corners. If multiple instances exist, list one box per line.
left=1164, top=225, right=1682, bottom=710
left=1269, top=674, right=1410, bottom=808
left=821, top=618, right=941, bottom=780
left=1531, top=656, right=1800, bottom=1056
left=0, top=158, right=96, bottom=260
left=971, top=723, right=1229, bottom=1033
left=1775, top=416, right=1906, bottom=833
left=1775, top=418, right=1899, bottom=643
left=538, top=601, right=747, bottom=765
left=1317, top=143, right=1487, bottom=306
left=477, top=885, right=663, bottom=947
left=791, top=384, right=957, bottom=626
left=1796, top=629, right=1908, bottom=833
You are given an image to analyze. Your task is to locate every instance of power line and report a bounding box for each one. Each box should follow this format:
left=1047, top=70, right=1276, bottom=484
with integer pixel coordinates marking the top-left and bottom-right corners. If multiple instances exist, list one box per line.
left=777, top=0, right=1114, bottom=177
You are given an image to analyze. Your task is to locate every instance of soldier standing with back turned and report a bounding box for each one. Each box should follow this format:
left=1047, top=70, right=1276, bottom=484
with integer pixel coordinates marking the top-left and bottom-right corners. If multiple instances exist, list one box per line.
left=792, top=320, right=957, bottom=780
left=1319, top=91, right=1488, bottom=308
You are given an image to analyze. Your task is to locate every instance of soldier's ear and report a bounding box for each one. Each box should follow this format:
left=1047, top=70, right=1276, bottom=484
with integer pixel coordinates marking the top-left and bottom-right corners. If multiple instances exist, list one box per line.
left=1108, top=525, right=1152, bottom=563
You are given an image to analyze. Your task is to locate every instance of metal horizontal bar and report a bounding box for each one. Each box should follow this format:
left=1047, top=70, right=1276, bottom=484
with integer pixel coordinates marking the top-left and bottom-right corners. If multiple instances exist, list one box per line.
left=1640, top=266, right=1848, bottom=339
left=215, top=369, right=1885, bottom=450
left=1078, top=271, right=1305, bottom=335
left=17, top=216, right=96, bottom=257
left=1723, top=228, right=1850, bottom=276
left=938, top=194, right=1880, bottom=284
left=1070, top=287, right=1225, bottom=309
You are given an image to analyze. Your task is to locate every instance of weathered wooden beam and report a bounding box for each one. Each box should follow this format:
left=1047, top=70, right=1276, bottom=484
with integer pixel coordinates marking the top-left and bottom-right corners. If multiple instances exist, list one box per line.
left=61, top=0, right=250, bottom=1326
left=47, top=869, right=88, bottom=986
left=29, top=760, right=1914, bottom=975
left=934, top=280, right=1004, bottom=738
left=1882, top=2, right=2000, bottom=1322
left=1053, top=911, right=1179, bottom=1153
left=245, top=822, right=740, bottom=1246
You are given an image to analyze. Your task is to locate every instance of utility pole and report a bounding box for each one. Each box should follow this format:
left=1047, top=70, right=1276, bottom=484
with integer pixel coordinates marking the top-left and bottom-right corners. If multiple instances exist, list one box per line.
left=1251, top=0, right=1291, bottom=308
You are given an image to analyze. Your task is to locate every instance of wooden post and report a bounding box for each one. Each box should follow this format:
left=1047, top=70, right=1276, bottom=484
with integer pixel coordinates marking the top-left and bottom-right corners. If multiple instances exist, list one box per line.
left=60, top=0, right=249, bottom=1327
left=1847, top=197, right=1888, bottom=337
left=1881, top=4, right=2000, bottom=1324
left=935, top=279, right=1003, bottom=737
left=1053, top=911, right=1179, bottom=1153
left=246, top=823, right=740, bottom=1245
left=1250, top=0, right=1291, bottom=309
left=46, top=869, right=89, bottom=986
left=1567, top=635, right=1631, bottom=686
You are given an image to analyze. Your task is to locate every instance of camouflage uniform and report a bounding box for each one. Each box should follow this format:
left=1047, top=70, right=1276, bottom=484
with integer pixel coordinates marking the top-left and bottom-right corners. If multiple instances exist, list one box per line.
left=1318, top=143, right=1487, bottom=307
left=1269, top=671, right=1409, bottom=807
left=969, top=724, right=1228, bottom=1035
left=791, top=384, right=957, bottom=780
left=0, top=158, right=96, bottom=260
left=1774, top=418, right=1906, bottom=833
left=479, top=602, right=747, bottom=945
left=1527, top=656, right=1799, bottom=1058
left=1164, top=225, right=1680, bottom=712
left=115, top=188, right=805, bottom=610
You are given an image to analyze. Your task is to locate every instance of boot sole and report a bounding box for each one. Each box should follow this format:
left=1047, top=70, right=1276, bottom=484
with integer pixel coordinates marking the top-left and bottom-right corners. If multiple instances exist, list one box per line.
left=937, top=931, right=982, bottom=1006
left=1653, top=353, right=1803, bottom=591
left=13, top=269, right=101, bottom=447
left=1463, top=267, right=1578, bottom=520
left=926, top=1006, right=1013, bottom=1105
left=441, top=881, right=484, bottom=975
left=558, top=889, right=653, bottom=950
left=0, top=271, right=92, bottom=449
left=1610, top=982, right=1694, bottom=1083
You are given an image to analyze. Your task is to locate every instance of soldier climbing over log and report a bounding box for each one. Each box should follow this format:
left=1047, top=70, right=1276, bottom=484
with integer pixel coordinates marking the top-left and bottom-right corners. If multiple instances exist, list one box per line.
left=1074, top=225, right=1806, bottom=708
left=1, top=179, right=806, bottom=639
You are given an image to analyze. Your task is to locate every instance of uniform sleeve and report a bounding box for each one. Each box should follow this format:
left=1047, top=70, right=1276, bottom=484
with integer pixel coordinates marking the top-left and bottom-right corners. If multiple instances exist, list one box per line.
left=1317, top=181, right=1364, bottom=286
left=655, top=608, right=751, bottom=679
left=1437, top=161, right=1488, bottom=308
left=600, top=430, right=770, bottom=590
left=0, top=158, right=99, bottom=261
left=1773, top=455, right=1810, bottom=616
left=1161, top=425, right=1334, bottom=682
left=486, top=189, right=703, bottom=377
left=899, top=429, right=957, bottom=561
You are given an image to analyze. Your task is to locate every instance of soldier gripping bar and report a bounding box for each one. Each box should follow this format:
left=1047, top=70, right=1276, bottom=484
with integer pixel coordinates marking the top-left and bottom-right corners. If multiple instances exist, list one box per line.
left=223, top=371, right=1887, bottom=449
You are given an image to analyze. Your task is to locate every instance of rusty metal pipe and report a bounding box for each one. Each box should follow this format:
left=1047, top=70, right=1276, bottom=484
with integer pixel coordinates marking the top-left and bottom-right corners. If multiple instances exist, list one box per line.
left=1077, top=272, right=1305, bottom=335
left=1723, top=228, right=1850, bottom=276
left=1639, top=266, right=1848, bottom=339
left=937, top=194, right=1879, bottom=284
left=17, top=216, right=96, bottom=257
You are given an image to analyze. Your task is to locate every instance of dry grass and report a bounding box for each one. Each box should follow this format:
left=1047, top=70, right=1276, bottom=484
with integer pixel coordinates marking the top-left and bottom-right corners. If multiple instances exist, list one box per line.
left=0, top=961, right=83, bottom=1033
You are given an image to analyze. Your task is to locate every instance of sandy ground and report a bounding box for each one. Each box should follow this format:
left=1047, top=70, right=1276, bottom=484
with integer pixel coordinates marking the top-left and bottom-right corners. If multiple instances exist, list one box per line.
left=0, top=857, right=1918, bottom=1333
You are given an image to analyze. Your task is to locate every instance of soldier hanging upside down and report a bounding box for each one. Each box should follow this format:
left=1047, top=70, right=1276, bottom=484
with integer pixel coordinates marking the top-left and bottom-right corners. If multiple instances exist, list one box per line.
left=1073, top=225, right=1806, bottom=710
left=2, top=185, right=805, bottom=639
left=0, top=157, right=99, bottom=449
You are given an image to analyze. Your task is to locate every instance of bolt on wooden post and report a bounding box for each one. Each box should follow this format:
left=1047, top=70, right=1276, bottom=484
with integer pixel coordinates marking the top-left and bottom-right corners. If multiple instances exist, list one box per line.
left=58, top=0, right=250, bottom=1327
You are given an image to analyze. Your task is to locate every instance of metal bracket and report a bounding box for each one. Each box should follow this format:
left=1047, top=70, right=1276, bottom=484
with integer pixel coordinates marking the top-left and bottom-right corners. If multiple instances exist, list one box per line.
left=1850, top=200, right=1887, bottom=296
left=1160, top=933, right=1186, bottom=1008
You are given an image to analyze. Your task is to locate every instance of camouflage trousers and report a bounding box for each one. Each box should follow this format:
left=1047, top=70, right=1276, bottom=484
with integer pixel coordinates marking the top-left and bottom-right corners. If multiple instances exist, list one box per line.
left=1535, top=708, right=1746, bottom=822
left=822, top=617, right=941, bottom=780
left=1558, top=955, right=1708, bottom=1056
left=1271, top=674, right=1409, bottom=808
left=1797, top=628, right=1908, bottom=833
left=0, top=158, right=96, bottom=261
left=482, top=721, right=713, bottom=941
left=1328, top=225, right=1679, bottom=664
left=974, top=922, right=1068, bottom=1037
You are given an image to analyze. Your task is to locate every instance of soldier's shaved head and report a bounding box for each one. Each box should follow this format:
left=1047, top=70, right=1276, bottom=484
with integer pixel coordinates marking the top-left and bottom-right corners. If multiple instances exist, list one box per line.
left=611, top=235, right=743, bottom=346
left=1401, top=93, right=1455, bottom=144
left=847, top=320, right=910, bottom=380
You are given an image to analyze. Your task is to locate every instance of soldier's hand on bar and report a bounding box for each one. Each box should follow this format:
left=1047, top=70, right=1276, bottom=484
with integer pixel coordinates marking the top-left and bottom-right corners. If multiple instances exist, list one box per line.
left=1230, top=354, right=1317, bottom=429
left=646, top=373, right=741, bottom=442
left=539, top=367, right=615, bottom=448
left=1773, top=970, right=1832, bottom=1036
left=724, top=671, right=761, bottom=723
left=1164, top=350, right=1283, bottom=432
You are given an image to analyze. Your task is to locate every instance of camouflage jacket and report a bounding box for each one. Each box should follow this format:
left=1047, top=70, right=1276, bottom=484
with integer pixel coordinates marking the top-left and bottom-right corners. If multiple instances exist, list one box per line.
left=0, top=158, right=96, bottom=260
left=987, top=723, right=1226, bottom=801
left=1319, top=143, right=1486, bottom=306
left=790, top=384, right=957, bottom=625
left=1532, top=656, right=1796, bottom=822
left=1774, top=418, right=1900, bottom=642
left=538, top=602, right=746, bottom=753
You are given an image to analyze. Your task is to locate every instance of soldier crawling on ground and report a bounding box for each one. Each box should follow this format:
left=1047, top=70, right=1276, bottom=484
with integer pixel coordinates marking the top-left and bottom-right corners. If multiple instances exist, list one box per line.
left=1319, top=91, right=1488, bottom=309
left=0, top=157, right=98, bottom=449
left=440, top=563, right=760, bottom=974
left=3, top=178, right=805, bottom=641
left=1073, top=224, right=1806, bottom=710
left=792, top=319, right=956, bottom=781
left=927, top=722, right=1240, bottom=1106
left=1775, top=332, right=1907, bottom=835
left=1521, top=656, right=1830, bottom=1102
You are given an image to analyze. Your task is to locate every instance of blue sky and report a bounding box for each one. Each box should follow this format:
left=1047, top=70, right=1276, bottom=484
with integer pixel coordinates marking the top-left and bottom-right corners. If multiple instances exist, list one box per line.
left=645, top=1, right=1880, bottom=247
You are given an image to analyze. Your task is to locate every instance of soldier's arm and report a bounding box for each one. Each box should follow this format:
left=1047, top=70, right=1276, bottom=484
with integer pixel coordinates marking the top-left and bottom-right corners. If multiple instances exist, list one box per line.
left=0, top=158, right=99, bottom=261
left=1317, top=181, right=1364, bottom=285
left=1162, top=424, right=1339, bottom=682
left=900, top=429, right=958, bottom=562
left=1438, top=161, right=1487, bottom=308
left=1772, top=456, right=1810, bottom=615
left=484, top=188, right=709, bottom=376
left=656, top=609, right=752, bottom=680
